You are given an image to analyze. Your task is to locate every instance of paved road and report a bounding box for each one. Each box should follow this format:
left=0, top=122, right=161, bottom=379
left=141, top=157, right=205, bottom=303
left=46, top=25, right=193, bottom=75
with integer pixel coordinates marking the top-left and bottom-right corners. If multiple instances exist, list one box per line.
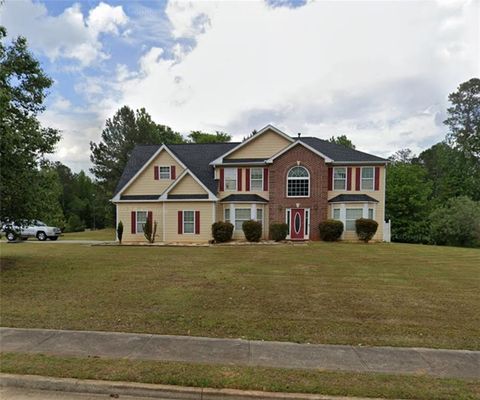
left=4, top=240, right=115, bottom=244
left=2, top=327, right=479, bottom=379
left=0, top=386, right=164, bottom=400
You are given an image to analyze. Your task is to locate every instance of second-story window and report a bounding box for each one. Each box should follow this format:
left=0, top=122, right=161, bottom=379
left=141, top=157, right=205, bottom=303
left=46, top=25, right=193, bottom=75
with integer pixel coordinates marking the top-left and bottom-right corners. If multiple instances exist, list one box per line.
left=250, top=168, right=263, bottom=190
left=333, top=167, right=346, bottom=190
left=361, top=167, right=374, bottom=190
left=287, top=166, right=309, bottom=197
left=224, top=168, right=237, bottom=190
left=159, top=166, right=171, bottom=180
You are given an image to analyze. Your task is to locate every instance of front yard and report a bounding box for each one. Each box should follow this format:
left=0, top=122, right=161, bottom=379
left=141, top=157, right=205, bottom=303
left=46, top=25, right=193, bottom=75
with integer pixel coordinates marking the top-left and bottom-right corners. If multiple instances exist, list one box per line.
left=1, top=241, right=479, bottom=350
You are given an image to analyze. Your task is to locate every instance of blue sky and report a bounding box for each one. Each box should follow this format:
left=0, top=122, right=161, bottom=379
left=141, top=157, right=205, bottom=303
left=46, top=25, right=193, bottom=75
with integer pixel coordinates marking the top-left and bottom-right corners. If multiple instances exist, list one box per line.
left=1, top=0, right=478, bottom=172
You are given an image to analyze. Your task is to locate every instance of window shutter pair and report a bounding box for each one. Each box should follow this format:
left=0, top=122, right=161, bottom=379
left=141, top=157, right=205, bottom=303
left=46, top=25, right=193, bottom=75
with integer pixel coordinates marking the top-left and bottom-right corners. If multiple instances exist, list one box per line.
left=154, top=165, right=176, bottom=180
left=177, top=211, right=200, bottom=234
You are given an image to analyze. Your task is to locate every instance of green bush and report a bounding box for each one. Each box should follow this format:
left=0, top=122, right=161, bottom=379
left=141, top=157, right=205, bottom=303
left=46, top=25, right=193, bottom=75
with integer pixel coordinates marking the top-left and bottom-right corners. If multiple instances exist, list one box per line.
left=242, top=220, right=262, bottom=242
left=65, top=215, right=85, bottom=232
left=270, top=223, right=288, bottom=241
left=355, top=218, right=378, bottom=242
left=211, top=221, right=234, bottom=243
left=117, top=221, right=124, bottom=244
left=319, top=220, right=344, bottom=241
left=143, top=218, right=157, bottom=244
left=430, top=196, right=480, bottom=247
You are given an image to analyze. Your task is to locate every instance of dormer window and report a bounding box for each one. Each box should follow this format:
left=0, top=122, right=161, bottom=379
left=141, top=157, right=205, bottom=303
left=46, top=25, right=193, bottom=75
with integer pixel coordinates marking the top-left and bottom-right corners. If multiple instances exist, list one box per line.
left=287, top=166, right=309, bottom=197
left=159, top=166, right=171, bottom=180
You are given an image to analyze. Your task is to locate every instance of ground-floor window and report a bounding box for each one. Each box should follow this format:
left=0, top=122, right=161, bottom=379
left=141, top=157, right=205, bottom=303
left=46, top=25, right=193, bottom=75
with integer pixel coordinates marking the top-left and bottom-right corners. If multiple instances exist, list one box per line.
left=183, top=211, right=195, bottom=234
left=333, top=208, right=340, bottom=220
left=235, top=208, right=251, bottom=230
left=256, top=208, right=263, bottom=224
left=136, top=211, right=147, bottom=233
left=345, top=208, right=363, bottom=231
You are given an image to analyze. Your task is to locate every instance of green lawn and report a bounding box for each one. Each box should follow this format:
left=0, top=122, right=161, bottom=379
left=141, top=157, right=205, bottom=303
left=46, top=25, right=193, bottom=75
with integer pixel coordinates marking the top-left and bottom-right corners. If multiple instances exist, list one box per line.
left=1, top=353, right=478, bottom=400
left=60, top=228, right=115, bottom=241
left=1, top=242, right=479, bottom=349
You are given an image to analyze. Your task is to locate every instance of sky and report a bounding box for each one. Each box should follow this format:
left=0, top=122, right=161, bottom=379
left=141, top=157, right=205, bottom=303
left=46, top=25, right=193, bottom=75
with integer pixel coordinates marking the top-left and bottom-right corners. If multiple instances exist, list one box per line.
left=1, top=0, right=478, bottom=173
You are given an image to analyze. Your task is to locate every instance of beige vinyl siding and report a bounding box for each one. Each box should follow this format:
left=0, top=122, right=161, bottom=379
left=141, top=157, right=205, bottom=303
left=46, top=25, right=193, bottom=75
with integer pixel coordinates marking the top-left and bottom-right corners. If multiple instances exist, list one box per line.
left=216, top=167, right=269, bottom=200
left=123, top=150, right=184, bottom=196
left=226, top=129, right=291, bottom=159
left=117, top=203, right=163, bottom=243
left=169, top=174, right=208, bottom=195
left=164, top=202, right=214, bottom=242
left=328, top=166, right=385, bottom=241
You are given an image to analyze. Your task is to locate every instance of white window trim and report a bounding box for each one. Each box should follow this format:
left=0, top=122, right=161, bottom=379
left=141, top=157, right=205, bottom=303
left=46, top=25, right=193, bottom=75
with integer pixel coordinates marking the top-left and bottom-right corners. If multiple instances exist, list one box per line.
left=285, top=208, right=310, bottom=239
left=333, top=167, right=347, bottom=191
left=286, top=166, right=310, bottom=198
left=224, top=207, right=231, bottom=223
left=182, top=210, right=196, bottom=235
left=159, top=165, right=171, bottom=180
left=224, top=167, right=238, bottom=192
left=250, top=167, right=264, bottom=191
left=361, top=167, right=375, bottom=191
left=135, top=210, right=148, bottom=234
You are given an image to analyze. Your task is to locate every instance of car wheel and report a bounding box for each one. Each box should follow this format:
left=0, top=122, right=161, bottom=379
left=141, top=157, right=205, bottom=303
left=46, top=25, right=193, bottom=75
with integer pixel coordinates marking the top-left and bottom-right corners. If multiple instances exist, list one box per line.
left=49, top=237, right=58, bottom=241
left=36, top=231, right=47, bottom=241
left=6, top=232, right=16, bottom=242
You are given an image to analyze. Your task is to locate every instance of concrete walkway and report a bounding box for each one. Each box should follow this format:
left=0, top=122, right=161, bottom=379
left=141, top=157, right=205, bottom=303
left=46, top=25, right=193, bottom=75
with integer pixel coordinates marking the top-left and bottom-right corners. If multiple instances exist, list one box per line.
left=1, top=327, right=478, bottom=379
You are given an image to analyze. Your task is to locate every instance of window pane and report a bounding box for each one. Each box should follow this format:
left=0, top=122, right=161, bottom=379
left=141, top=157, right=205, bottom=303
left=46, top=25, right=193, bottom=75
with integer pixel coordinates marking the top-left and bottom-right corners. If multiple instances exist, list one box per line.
left=251, top=168, right=263, bottom=179
left=224, top=209, right=230, bottom=222
left=256, top=208, right=263, bottom=222
left=346, top=209, right=363, bottom=219
left=361, top=167, right=374, bottom=190
left=333, top=168, right=346, bottom=190
left=288, top=166, right=308, bottom=177
left=235, top=208, right=251, bottom=231
left=362, top=167, right=374, bottom=179
left=225, top=168, right=237, bottom=190
left=159, top=166, right=170, bottom=179
left=184, top=223, right=194, bottom=234
left=250, top=168, right=263, bottom=190
left=184, top=211, right=194, bottom=222
left=333, top=208, right=340, bottom=220
left=368, top=208, right=374, bottom=219
left=287, top=179, right=309, bottom=196
left=362, top=179, right=374, bottom=190
left=136, top=211, right=147, bottom=233
left=334, top=168, right=346, bottom=179
left=183, top=211, right=194, bottom=234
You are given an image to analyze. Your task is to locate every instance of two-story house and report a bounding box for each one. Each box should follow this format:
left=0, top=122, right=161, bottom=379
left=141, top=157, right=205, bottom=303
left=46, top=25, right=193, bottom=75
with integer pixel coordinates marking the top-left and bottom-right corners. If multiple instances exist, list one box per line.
left=112, top=125, right=388, bottom=242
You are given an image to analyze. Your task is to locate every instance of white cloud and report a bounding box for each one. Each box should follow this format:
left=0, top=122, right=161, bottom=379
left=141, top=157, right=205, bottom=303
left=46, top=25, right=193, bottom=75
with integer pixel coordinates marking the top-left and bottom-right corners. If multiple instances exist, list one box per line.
left=0, top=0, right=128, bottom=67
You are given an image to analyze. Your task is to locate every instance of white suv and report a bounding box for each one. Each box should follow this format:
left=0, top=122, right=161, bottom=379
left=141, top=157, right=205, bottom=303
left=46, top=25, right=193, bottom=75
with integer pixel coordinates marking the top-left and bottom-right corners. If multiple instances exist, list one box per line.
left=2, top=220, right=62, bottom=241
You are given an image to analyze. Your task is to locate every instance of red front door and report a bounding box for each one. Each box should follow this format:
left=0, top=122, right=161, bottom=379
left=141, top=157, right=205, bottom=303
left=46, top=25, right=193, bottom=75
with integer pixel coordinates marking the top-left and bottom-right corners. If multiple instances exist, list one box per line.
left=290, top=208, right=305, bottom=240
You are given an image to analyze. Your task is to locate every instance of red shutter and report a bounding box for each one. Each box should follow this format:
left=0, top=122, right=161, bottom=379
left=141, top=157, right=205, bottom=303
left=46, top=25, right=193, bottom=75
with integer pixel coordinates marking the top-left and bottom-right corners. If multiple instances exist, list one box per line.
left=147, top=211, right=153, bottom=226
left=177, top=211, right=183, bottom=234
left=263, top=168, right=269, bottom=191
left=245, top=168, right=250, bottom=191
left=195, top=211, right=200, bottom=234
left=347, top=167, right=352, bottom=191
left=219, top=168, right=224, bottom=191
left=328, top=167, right=333, bottom=191
left=154, top=166, right=159, bottom=180
left=131, top=211, right=136, bottom=234
left=374, top=167, right=380, bottom=190
left=356, top=168, right=361, bottom=191
left=171, top=165, right=176, bottom=180
left=237, top=168, right=242, bottom=191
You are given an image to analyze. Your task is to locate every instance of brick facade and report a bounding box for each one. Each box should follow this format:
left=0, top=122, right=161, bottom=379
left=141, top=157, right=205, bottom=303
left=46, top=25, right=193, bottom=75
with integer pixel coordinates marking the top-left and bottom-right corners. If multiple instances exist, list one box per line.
left=268, top=144, right=329, bottom=240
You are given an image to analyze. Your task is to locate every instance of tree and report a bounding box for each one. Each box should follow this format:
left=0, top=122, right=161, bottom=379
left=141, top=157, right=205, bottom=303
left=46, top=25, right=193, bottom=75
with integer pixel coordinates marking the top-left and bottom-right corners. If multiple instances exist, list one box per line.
left=188, top=130, right=231, bottom=143
left=386, top=162, right=432, bottom=243
left=0, top=27, right=61, bottom=222
left=90, top=106, right=184, bottom=195
left=34, top=166, right=65, bottom=228
left=444, top=78, right=480, bottom=159
left=389, top=148, right=416, bottom=164
left=430, top=196, right=480, bottom=248
left=329, top=135, right=356, bottom=149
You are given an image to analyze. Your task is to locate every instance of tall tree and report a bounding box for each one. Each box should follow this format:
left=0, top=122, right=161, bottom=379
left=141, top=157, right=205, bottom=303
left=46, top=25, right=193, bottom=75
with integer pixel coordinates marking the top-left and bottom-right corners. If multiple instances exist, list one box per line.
left=188, top=130, right=231, bottom=143
left=0, top=27, right=61, bottom=221
left=329, top=135, right=356, bottom=149
left=90, top=106, right=184, bottom=194
left=444, top=78, right=480, bottom=159
left=34, top=165, right=65, bottom=228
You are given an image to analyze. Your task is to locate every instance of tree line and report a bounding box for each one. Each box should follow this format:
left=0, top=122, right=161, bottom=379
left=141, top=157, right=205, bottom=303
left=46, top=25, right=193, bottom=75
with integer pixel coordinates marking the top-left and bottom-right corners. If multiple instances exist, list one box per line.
left=1, top=27, right=479, bottom=245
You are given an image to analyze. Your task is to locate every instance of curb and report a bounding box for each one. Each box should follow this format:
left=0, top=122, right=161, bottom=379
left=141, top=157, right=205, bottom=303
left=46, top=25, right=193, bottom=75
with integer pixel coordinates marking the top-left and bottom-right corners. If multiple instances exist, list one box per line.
left=0, top=373, right=400, bottom=400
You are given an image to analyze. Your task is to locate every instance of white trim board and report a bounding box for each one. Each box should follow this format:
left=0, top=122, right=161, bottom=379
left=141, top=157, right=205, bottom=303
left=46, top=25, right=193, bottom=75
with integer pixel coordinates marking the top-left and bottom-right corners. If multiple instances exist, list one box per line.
left=159, top=169, right=218, bottom=201
left=267, top=140, right=334, bottom=163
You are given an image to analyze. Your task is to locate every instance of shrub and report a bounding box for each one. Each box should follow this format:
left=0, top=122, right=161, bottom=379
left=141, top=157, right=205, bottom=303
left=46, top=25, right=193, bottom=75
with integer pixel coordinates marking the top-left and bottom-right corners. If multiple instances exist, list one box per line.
left=212, top=221, right=234, bottom=243
left=117, top=221, right=124, bottom=244
left=319, top=219, right=344, bottom=241
left=242, top=220, right=262, bottom=242
left=429, top=196, right=480, bottom=248
left=65, top=215, right=85, bottom=232
left=355, top=218, right=378, bottom=242
left=143, top=218, right=157, bottom=244
left=270, top=223, right=288, bottom=241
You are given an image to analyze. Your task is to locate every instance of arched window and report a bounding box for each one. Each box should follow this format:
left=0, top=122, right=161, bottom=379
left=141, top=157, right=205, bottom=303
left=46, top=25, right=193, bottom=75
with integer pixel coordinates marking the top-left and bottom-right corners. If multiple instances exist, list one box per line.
left=287, top=166, right=310, bottom=197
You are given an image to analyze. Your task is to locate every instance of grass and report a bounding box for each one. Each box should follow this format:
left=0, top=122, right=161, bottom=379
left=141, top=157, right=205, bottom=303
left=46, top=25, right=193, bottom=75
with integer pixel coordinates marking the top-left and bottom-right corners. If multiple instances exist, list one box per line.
left=60, top=228, right=115, bottom=241
left=1, top=353, right=479, bottom=400
left=0, top=242, right=479, bottom=349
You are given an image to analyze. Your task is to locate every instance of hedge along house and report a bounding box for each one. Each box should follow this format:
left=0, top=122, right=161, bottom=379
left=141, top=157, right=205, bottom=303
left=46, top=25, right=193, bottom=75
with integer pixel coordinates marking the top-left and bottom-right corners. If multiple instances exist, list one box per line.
left=112, top=125, right=388, bottom=243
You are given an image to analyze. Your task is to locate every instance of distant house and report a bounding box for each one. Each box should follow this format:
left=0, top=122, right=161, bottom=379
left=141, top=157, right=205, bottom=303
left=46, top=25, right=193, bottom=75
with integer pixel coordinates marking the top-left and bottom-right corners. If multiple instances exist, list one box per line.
left=112, top=125, right=388, bottom=242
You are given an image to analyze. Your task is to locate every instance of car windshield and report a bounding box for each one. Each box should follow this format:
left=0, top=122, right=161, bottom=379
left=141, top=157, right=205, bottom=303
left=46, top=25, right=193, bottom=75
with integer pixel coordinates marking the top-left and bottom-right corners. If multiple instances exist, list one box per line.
left=35, top=221, right=46, bottom=226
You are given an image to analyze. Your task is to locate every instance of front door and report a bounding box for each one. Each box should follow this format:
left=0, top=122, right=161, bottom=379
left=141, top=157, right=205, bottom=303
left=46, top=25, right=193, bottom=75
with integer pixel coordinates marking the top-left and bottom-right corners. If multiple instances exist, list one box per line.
left=290, top=208, right=305, bottom=240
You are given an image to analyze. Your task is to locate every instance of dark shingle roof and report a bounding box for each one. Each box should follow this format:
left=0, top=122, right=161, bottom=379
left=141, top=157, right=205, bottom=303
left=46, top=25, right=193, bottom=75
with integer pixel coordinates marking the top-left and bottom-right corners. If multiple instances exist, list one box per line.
left=328, top=194, right=379, bottom=203
left=223, top=158, right=268, bottom=164
left=167, top=194, right=209, bottom=199
left=220, top=194, right=268, bottom=203
left=299, top=137, right=387, bottom=163
left=120, top=194, right=160, bottom=200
